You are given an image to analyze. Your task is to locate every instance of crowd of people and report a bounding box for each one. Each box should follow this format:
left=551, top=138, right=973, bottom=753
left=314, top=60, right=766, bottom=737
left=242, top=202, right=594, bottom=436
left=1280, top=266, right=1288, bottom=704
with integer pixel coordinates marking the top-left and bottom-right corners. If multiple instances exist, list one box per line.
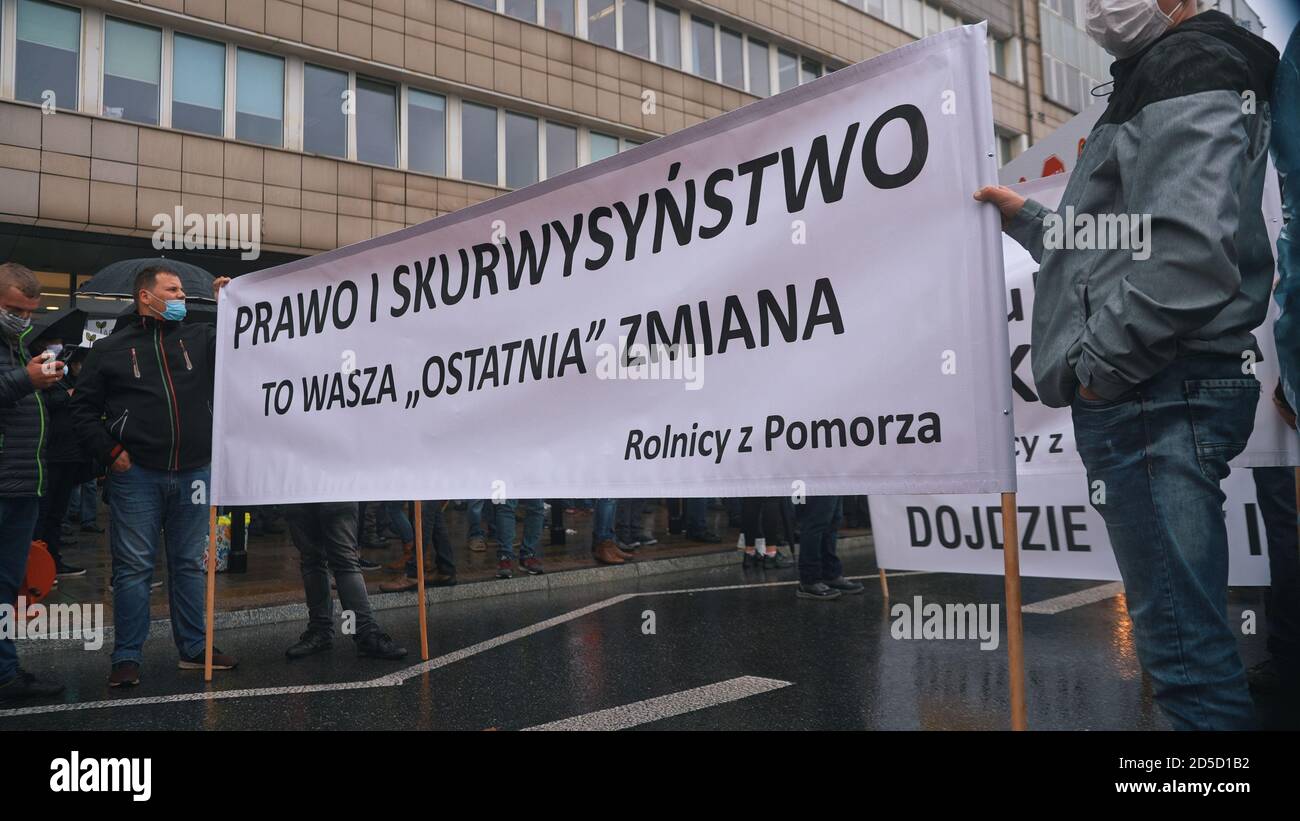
left=0, top=1, right=1297, bottom=732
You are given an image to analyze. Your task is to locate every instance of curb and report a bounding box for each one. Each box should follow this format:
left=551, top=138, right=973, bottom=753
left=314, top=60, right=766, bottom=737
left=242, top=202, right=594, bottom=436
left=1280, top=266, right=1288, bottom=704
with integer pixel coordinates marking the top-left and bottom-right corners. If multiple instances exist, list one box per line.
left=17, top=535, right=873, bottom=655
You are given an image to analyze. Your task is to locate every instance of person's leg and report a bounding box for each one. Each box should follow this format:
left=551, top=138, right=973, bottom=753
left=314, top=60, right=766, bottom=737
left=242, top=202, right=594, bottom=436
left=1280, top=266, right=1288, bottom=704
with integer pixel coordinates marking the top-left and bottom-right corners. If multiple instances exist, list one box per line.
left=0, top=498, right=40, bottom=684
left=1072, top=356, right=1257, bottom=731
left=820, top=496, right=845, bottom=578
left=424, top=501, right=456, bottom=577
left=1251, top=467, right=1300, bottom=682
left=685, top=498, right=708, bottom=536
left=284, top=504, right=335, bottom=636
left=161, top=466, right=213, bottom=660
left=592, top=498, right=616, bottom=542
left=518, top=499, right=545, bottom=560
left=108, top=465, right=166, bottom=666
left=315, top=502, right=377, bottom=639
left=34, top=463, right=76, bottom=566
left=795, top=497, right=836, bottom=586
left=80, top=480, right=99, bottom=527
left=383, top=501, right=415, bottom=544
left=615, top=499, right=635, bottom=544
left=494, top=499, right=520, bottom=563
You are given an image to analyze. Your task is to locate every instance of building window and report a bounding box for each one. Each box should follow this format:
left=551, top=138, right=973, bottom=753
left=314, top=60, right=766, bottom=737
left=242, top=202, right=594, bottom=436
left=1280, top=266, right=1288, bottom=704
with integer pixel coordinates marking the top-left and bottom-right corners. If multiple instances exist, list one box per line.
left=303, top=64, right=348, bottom=158
left=590, top=131, right=619, bottom=162
left=504, top=0, right=537, bottom=23
left=901, top=0, right=923, bottom=36
left=407, top=90, right=447, bottom=176
left=171, top=34, right=225, bottom=136
left=543, top=0, right=575, bottom=34
left=747, top=37, right=770, bottom=97
left=997, top=133, right=1018, bottom=166
left=463, top=0, right=495, bottom=9
left=691, top=17, right=715, bottom=81
left=624, top=0, right=650, bottom=58
left=588, top=0, right=616, bottom=48
left=235, top=49, right=284, bottom=147
left=800, top=58, right=821, bottom=85
left=719, top=28, right=743, bottom=89
left=654, top=4, right=680, bottom=69
left=505, top=111, right=538, bottom=188
left=356, top=77, right=398, bottom=167
left=102, top=18, right=161, bottom=124
left=462, top=101, right=498, bottom=185
left=777, top=49, right=798, bottom=93
left=15, top=0, right=80, bottom=109
left=546, top=122, right=577, bottom=177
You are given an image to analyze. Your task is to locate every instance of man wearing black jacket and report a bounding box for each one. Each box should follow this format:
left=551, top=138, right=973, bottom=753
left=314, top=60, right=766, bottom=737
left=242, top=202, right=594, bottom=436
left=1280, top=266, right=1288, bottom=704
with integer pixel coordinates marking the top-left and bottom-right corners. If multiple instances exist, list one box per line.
left=0, top=262, right=66, bottom=706
left=71, top=265, right=236, bottom=687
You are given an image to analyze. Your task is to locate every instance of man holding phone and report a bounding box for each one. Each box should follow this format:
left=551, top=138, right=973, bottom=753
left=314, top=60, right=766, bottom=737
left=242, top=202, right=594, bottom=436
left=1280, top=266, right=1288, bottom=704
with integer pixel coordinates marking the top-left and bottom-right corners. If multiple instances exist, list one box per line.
left=0, top=262, right=66, bottom=706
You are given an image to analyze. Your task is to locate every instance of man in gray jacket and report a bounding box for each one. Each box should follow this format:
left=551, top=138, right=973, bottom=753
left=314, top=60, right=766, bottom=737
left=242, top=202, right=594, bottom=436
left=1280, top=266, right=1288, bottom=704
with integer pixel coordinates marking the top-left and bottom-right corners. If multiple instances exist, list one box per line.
left=977, top=1, right=1279, bottom=729
left=0, top=262, right=66, bottom=706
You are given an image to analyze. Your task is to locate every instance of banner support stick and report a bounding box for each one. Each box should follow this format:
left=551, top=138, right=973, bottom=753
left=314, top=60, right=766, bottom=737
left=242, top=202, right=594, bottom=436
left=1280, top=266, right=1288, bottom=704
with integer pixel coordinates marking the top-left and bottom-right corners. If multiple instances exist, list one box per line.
left=1001, top=492, right=1027, bottom=730
left=204, top=506, right=217, bottom=682
left=878, top=568, right=889, bottom=599
left=413, top=501, right=429, bottom=661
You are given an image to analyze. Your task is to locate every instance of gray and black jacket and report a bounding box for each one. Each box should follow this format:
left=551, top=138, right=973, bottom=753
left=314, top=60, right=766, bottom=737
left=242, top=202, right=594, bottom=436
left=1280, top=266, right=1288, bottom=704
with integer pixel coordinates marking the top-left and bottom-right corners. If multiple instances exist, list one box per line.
left=1006, top=10, right=1280, bottom=407
left=0, top=327, right=46, bottom=498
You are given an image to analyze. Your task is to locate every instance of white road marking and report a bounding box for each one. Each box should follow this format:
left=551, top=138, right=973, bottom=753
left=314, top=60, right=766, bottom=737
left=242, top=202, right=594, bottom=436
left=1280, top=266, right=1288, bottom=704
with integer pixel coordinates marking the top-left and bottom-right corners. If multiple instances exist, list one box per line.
left=0, top=573, right=925, bottom=719
left=521, top=676, right=793, bottom=731
left=1022, top=582, right=1124, bottom=615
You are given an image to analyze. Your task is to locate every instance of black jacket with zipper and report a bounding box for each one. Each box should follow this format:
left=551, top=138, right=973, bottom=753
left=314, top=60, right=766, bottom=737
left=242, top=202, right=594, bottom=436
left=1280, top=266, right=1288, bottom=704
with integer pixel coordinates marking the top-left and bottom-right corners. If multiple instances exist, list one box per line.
left=71, top=315, right=215, bottom=472
left=0, top=327, right=46, bottom=497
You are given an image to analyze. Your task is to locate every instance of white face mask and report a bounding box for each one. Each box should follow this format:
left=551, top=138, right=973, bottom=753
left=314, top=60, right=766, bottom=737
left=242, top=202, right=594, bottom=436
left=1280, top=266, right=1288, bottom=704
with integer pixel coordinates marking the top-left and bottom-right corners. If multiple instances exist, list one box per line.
left=1085, top=0, right=1184, bottom=59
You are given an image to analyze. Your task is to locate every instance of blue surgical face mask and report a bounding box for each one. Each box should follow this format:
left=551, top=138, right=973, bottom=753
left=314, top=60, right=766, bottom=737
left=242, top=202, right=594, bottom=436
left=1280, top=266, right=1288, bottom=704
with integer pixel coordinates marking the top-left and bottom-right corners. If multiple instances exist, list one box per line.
left=146, top=291, right=187, bottom=322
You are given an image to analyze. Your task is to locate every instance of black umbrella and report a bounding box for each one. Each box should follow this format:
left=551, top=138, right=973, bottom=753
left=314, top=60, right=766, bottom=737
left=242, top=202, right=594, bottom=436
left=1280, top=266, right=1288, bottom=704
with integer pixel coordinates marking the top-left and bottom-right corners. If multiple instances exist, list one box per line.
left=112, top=302, right=216, bottom=334
left=77, top=258, right=217, bottom=302
left=29, top=307, right=87, bottom=345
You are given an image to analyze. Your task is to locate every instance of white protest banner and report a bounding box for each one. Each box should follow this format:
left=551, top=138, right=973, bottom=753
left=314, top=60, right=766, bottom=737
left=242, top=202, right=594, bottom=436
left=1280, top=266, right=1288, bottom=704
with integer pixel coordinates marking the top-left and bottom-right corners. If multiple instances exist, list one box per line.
left=211, top=24, right=1015, bottom=505
left=872, top=171, right=1297, bottom=585
left=869, top=469, right=1274, bottom=585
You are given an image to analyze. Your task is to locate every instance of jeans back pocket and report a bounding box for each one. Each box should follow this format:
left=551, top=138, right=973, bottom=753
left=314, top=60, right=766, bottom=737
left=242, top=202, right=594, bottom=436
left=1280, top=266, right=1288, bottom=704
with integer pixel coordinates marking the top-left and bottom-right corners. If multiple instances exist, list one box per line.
left=1184, top=378, right=1259, bottom=481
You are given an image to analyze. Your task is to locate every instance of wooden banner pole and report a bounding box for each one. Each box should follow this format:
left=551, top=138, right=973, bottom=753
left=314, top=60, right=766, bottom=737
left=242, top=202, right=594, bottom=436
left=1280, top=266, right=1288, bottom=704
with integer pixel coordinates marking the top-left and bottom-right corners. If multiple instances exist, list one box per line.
left=204, top=506, right=218, bottom=682
left=1001, top=492, right=1027, bottom=731
left=413, top=500, right=429, bottom=661
left=878, top=567, right=890, bottom=599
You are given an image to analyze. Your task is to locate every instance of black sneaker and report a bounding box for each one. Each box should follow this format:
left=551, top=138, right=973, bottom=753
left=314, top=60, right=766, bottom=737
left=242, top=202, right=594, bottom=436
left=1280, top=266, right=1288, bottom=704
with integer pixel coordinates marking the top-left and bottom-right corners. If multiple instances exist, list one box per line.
left=762, top=551, right=795, bottom=570
left=741, top=552, right=760, bottom=569
left=687, top=530, right=722, bottom=544
left=357, top=557, right=381, bottom=571
left=285, top=629, right=334, bottom=660
left=107, top=661, right=140, bottom=688
left=796, top=582, right=841, bottom=600
left=356, top=631, right=408, bottom=660
left=55, top=561, right=86, bottom=578
left=178, top=648, right=238, bottom=670
left=823, top=576, right=864, bottom=594
left=520, top=557, right=545, bottom=575
left=497, top=559, right=513, bottom=579
left=0, top=669, right=64, bottom=704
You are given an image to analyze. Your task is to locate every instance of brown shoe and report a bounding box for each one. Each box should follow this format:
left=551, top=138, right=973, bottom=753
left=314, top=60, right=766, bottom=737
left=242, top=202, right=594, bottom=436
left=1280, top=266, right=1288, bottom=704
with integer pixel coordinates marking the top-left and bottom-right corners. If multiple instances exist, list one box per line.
left=108, top=661, right=140, bottom=688
left=592, top=539, right=626, bottom=565
left=385, top=541, right=414, bottom=571
left=379, top=577, right=417, bottom=592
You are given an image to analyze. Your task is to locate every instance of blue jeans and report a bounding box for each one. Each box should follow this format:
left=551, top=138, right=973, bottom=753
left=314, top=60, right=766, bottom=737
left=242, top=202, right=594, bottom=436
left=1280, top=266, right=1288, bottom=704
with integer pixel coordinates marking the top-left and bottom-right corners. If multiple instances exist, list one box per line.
left=466, top=499, right=487, bottom=540
left=0, top=497, right=39, bottom=684
left=1250, top=467, right=1300, bottom=677
left=685, top=498, right=709, bottom=535
left=72, top=479, right=98, bottom=526
left=383, top=501, right=414, bottom=544
left=796, top=496, right=843, bottom=585
left=592, top=498, right=616, bottom=543
left=495, top=499, right=545, bottom=561
left=108, top=463, right=211, bottom=665
left=1071, top=355, right=1258, bottom=730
